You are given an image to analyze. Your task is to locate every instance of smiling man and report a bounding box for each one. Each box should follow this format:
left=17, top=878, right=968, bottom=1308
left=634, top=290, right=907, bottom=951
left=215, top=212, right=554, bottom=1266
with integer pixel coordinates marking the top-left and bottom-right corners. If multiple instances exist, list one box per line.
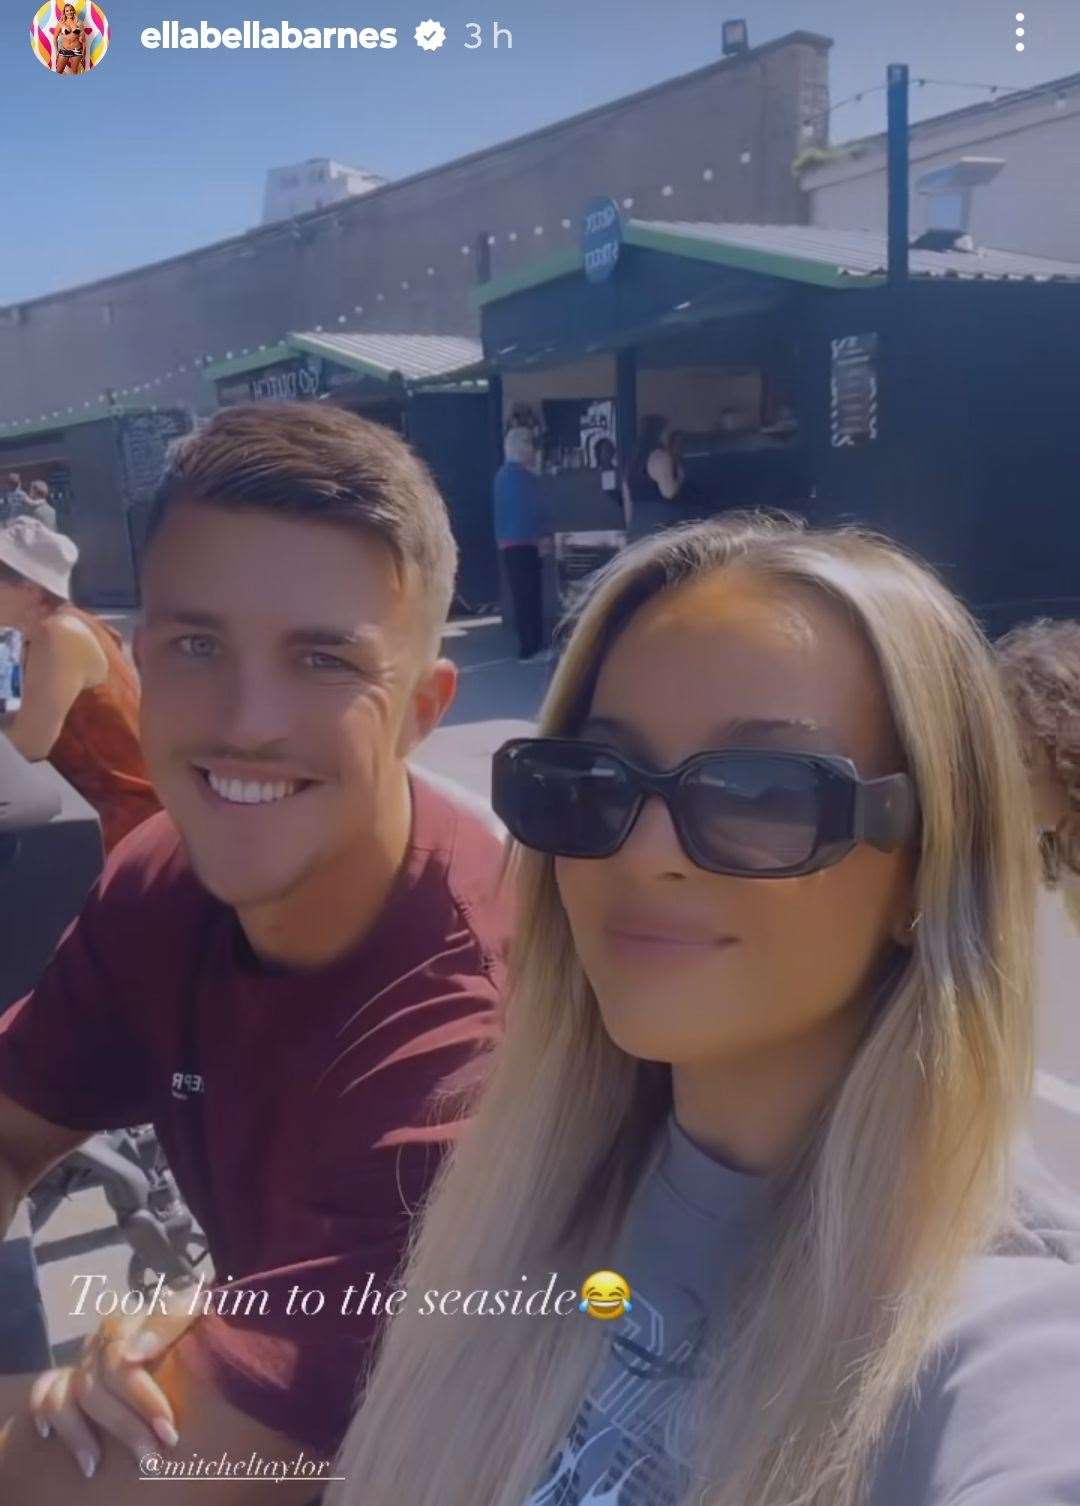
left=0, top=404, right=510, bottom=1502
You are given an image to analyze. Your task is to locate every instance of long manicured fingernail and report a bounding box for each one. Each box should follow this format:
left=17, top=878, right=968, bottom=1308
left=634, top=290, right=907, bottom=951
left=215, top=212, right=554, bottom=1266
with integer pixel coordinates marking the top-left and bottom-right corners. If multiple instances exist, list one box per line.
left=154, top=1418, right=179, bottom=1448
left=78, top=1449, right=97, bottom=1479
left=34, top=1416, right=50, bottom=1440
left=125, top=1331, right=164, bottom=1362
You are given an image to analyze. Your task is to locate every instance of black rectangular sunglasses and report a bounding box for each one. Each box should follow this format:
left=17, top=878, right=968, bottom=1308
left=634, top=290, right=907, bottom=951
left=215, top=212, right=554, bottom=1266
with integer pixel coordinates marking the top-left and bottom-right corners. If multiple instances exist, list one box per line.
left=492, top=737, right=919, bottom=879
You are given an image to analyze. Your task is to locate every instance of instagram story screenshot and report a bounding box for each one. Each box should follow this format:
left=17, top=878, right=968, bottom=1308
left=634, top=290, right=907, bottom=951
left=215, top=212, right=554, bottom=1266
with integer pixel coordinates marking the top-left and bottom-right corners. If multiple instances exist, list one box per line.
left=2, top=1, right=1080, bottom=1501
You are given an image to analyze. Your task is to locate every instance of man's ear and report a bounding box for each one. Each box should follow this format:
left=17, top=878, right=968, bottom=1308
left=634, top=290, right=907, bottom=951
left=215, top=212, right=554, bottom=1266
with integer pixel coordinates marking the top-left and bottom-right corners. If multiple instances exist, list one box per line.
left=398, top=657, right=458, bottom=758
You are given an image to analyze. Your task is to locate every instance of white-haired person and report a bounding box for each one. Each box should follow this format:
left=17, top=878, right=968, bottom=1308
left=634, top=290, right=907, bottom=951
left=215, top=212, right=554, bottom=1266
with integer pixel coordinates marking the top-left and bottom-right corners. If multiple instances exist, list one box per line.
left=330, top=512, right=1080, bottom=1506
left=494, top=425, right=553, bottom=662
left=0, top=517, right=159, bottom=851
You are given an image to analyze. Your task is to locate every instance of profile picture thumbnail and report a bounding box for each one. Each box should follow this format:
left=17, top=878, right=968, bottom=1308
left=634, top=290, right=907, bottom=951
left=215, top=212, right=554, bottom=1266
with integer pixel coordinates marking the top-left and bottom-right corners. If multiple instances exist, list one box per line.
left=30, top=1, right=110, bottom=75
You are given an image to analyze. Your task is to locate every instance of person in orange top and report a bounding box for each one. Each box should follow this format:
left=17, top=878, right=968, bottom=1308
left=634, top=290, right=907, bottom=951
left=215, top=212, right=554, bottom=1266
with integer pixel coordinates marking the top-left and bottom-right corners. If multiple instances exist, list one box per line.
left=0, top=518, right=159, bottom=851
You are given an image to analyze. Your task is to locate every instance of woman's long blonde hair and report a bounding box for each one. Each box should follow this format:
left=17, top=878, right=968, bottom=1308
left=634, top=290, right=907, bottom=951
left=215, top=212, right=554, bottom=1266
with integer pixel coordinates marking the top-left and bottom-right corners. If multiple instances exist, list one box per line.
left=330, top=513, right=1037, bottom=1506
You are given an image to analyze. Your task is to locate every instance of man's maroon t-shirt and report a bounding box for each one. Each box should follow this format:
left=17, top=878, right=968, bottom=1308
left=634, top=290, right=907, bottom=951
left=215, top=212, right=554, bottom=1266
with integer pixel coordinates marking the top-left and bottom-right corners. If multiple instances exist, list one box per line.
left=0, top=770, right=510, bottom=1457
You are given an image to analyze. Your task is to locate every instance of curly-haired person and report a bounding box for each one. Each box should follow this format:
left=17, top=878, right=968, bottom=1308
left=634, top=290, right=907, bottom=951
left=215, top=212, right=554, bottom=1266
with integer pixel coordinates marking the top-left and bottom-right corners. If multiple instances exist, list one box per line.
left=996, top=616, right=1080, bottom=933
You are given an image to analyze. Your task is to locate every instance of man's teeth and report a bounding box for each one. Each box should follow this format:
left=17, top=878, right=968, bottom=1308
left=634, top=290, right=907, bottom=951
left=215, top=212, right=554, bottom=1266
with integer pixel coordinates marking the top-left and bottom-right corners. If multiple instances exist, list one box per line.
left=206, top=773, right=299, bottom=805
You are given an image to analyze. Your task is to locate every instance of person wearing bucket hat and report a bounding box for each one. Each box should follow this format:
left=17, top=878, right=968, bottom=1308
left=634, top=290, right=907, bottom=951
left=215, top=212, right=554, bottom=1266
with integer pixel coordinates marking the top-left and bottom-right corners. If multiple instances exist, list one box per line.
left=0, top=516, right=159, bottom=851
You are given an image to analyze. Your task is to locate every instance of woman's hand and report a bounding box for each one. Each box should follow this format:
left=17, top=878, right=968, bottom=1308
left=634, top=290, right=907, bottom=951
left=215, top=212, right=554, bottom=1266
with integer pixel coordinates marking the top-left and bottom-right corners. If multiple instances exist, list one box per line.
left=28, top=1306, right=197, bottom=1478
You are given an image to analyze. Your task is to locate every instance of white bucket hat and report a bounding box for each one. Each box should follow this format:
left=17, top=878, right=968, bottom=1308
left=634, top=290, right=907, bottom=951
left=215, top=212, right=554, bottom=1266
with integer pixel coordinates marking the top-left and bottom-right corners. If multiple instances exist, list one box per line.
left=0, top=516, right=78, bottom=601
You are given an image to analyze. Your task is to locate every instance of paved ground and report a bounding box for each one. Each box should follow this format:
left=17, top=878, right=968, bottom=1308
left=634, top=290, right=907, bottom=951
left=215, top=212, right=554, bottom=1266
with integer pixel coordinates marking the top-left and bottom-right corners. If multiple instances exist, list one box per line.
left=27, top=612, right=1080, bottom=1365
left=410, top=613, right=554, bottom=794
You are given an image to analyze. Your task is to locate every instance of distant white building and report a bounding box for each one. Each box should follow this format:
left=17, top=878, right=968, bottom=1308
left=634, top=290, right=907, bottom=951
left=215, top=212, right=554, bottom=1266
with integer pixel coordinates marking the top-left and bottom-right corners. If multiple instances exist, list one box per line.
left=799, top=70, right=1080, bottom=262
left=261, top=158, right=386, bottom=224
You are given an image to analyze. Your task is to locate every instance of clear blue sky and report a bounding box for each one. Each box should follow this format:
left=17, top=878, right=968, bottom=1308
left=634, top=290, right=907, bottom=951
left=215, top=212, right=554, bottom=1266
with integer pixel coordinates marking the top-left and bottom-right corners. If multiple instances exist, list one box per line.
left=4, top=0, right=1079, bottom=303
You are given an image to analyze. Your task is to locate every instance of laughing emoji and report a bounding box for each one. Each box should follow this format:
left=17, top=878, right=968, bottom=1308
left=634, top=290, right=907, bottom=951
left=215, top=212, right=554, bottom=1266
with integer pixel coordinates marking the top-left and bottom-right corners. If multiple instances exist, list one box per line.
left=578, top=1270, right=632, bottom=1321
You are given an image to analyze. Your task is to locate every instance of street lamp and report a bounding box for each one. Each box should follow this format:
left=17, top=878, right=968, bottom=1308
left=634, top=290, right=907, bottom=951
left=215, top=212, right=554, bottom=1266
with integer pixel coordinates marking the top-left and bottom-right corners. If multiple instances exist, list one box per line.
left=722, top=19, right=749, bottom=56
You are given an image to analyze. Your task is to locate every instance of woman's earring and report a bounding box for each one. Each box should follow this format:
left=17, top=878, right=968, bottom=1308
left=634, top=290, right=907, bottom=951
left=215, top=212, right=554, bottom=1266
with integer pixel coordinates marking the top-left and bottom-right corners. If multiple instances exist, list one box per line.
left=907, top=911, right=922, bottom=935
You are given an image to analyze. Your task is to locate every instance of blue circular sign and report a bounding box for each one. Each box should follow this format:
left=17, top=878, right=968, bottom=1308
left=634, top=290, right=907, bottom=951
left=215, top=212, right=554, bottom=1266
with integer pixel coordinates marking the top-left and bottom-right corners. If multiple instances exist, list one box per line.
left=582, top=197, right=622, bottom=284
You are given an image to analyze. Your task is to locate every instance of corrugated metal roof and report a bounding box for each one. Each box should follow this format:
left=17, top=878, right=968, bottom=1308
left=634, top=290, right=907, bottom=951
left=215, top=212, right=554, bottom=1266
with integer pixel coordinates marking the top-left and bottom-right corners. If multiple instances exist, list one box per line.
left=289, top=331, right=485, bottom=381
left=629, top=220, right=1080, bottom=283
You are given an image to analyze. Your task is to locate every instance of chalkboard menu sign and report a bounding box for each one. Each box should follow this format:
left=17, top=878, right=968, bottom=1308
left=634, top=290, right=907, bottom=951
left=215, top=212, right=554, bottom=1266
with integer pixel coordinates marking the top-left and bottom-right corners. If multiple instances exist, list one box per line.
left=117, top=409, right=193, bottom=506
left=829, top=333, right=879, bottom=448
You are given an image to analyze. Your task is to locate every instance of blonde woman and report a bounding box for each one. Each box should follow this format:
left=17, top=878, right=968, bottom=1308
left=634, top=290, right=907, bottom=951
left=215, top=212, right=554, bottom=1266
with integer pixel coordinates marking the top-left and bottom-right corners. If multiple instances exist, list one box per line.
left=996, top=616, right=1080, bottom=935
left=53, top=4, right=87, bottom=73
left=332, top=514, right=1080, bottom=1506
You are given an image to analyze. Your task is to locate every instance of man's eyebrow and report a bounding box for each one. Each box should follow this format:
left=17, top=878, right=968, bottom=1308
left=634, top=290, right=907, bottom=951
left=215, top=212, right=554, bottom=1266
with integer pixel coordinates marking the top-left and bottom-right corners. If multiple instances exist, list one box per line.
left=282, top=626, right=384, bottom=650
left=577, top=714, right=839, bottom=745
left=146, top=608, right=224, bottom=630
left=146, top=610, right=382, bottom=649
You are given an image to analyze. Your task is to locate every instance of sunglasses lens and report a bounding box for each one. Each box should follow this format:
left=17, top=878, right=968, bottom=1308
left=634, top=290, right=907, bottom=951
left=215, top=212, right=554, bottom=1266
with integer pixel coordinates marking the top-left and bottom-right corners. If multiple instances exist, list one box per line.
left=497, top=743, right=633, bottom=856
left=681, top=757, right=821, bottom=872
